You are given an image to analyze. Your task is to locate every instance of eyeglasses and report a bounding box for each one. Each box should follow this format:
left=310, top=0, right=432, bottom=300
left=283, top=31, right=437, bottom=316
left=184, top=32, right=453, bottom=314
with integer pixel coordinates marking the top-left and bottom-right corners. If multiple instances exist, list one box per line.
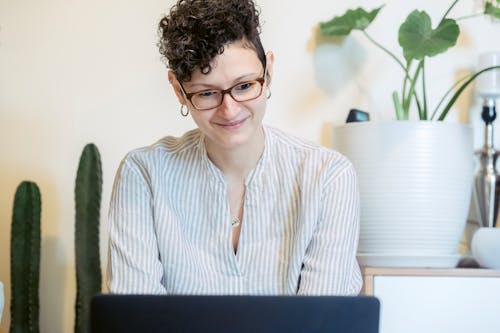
left=178, top=69, right=267, bottom=111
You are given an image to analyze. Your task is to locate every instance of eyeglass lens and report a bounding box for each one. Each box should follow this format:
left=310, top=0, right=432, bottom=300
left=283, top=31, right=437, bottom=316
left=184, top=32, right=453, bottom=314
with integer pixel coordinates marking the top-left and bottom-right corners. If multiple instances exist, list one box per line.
left=191, top=80, right=263, bottom=110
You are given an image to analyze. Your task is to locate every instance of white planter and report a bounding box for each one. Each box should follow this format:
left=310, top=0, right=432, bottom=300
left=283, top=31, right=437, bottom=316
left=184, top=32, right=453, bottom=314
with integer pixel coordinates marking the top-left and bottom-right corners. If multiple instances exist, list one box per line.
left=471, top=228, right=500, bottom=269
left=331, top=121, right=473, bottom=267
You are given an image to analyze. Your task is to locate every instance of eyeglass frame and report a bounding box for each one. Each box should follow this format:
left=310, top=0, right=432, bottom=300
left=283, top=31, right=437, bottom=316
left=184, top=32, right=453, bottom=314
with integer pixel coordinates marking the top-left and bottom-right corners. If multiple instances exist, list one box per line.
left=177, top=67, right=268, bottom=111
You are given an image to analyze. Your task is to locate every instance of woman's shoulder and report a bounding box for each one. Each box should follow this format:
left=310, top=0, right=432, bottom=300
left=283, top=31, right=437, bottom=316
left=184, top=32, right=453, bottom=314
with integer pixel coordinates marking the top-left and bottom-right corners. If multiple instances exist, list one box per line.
left=265, top=126, right=354, bottom=177
left=266, top=126, right=345, bottom=159
left=123, top=128, right=202, bottom=165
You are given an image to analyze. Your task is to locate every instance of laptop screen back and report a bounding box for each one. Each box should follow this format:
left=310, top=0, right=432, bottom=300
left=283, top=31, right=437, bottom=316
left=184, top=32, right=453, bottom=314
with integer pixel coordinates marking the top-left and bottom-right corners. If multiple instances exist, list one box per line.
left=91, top=294, right=380, bottom=333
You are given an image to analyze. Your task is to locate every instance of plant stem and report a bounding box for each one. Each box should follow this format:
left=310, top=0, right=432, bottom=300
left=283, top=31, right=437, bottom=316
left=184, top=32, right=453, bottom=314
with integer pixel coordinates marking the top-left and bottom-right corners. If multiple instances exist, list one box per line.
left=402, top=63, right=409, bottom=111
left=437, top=65, right=500, bottom=120
left=430, top=72, right=473, bottom=120
left=440, top=0, right=461, bottom=23
left=414, top=92, right=424, bottom=117
left=362, top=30, right=423, bottom=116
left=454, top=12, right=485, bottom=21
left=363, top=30, right=407, bottom=73
left=404, top=61, right=423, bottom=117
left=392, top=91, right=406, bottom=120
left=422, top=58, right=428, bottom=120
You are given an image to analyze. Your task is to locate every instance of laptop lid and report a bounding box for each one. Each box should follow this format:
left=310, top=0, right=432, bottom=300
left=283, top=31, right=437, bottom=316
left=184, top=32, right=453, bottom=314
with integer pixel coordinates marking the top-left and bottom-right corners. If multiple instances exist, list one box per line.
left=91, top=294, right=380, bottom=333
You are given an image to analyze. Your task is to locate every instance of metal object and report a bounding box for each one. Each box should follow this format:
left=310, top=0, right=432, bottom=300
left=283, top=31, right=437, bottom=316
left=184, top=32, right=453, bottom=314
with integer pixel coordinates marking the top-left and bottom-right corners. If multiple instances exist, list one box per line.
left=473, top=98, right=500, bottom=228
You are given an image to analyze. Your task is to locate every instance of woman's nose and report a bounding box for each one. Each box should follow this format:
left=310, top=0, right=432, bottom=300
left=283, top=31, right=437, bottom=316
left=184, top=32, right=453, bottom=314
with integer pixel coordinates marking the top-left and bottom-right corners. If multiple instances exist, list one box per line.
left=218, top=93, right=242, bottom=118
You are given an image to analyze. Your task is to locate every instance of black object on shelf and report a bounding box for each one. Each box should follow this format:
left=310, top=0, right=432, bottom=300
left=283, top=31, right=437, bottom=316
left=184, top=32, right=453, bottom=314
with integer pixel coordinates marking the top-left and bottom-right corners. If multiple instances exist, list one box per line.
left=346, top=109, right=370, bottom=123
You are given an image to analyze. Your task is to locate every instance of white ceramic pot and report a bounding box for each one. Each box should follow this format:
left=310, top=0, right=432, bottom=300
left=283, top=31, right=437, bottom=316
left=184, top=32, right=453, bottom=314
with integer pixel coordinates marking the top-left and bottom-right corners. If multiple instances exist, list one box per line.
left=471, top=227, right=500, bottom=269
left=332, top=121, right=473, bottom=267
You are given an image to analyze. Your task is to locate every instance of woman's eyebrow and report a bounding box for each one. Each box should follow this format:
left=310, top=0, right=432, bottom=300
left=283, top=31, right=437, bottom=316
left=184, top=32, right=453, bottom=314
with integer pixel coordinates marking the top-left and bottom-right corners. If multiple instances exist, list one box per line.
left=187, top=72, right=261, bottom=90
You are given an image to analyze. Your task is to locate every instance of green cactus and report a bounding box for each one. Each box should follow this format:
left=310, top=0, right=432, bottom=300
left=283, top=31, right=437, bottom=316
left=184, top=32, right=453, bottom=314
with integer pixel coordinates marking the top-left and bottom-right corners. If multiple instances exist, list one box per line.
left=74, top=143, right=102, bottom=333
left=10, top=181, right=41, bottom=333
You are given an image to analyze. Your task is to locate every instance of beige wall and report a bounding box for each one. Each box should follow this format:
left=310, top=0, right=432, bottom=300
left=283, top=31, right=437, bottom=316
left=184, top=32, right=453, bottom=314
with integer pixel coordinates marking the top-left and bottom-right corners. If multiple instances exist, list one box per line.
left=0, top=0, right=498, bottom=332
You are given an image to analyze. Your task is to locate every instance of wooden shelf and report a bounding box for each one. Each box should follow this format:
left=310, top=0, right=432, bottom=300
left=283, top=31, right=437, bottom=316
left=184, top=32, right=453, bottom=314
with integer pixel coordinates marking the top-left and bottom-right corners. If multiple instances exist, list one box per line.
left=361, top=266, right=500, bottom=295
left=360, top=266, right=500, bottom=333
left=362, top=266, right=500, bottom=277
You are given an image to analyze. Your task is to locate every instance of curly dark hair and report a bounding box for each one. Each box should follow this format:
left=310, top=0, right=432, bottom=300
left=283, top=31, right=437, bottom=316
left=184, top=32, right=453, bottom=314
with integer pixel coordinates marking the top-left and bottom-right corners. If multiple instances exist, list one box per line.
left=158, top=0, right=266, bottom=82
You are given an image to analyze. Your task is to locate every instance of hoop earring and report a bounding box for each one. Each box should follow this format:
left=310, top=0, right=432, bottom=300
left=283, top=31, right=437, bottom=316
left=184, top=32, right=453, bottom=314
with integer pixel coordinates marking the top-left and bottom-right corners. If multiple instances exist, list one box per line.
left=266, top=89, right=272, bottom=100
left=180, top=104, right=189, bottom=117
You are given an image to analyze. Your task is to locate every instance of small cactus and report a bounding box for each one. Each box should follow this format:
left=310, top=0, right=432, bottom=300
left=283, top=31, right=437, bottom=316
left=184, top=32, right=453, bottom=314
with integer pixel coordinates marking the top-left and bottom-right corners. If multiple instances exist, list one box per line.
left=74, top=143, right=102, bottom=333
left=10, top=181, right=41, bottom=333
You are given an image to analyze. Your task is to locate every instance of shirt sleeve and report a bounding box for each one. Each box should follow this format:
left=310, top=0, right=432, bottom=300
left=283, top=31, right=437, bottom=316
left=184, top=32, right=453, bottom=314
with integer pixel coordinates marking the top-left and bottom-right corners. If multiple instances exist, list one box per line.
left=106, top=157, right=167, bottom=294
left=297, top=161, right=362, bottom=295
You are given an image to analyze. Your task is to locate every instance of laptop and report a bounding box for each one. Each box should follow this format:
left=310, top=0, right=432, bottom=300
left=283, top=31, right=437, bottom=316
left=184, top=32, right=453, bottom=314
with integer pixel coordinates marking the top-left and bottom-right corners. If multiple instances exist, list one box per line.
left=91, top=294, right=379, bottom=333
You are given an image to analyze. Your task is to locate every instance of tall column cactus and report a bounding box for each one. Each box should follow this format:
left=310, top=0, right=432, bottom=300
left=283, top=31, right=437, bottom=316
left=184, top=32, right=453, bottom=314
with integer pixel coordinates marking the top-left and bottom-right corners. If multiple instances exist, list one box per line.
left=10, top=181, right=41, bottom=333
left=74, top=143, right=102, bottom=333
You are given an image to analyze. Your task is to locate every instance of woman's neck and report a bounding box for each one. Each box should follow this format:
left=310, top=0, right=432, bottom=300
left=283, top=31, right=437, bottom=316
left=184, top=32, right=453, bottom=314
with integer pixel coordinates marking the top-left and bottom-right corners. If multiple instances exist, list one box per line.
left=205, top=127, right=265, bottom=182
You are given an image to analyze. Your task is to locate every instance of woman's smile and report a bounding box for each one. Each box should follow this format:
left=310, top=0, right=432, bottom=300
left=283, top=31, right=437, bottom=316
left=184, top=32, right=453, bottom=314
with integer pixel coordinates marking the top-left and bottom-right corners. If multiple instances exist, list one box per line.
left=215, top=116, right=249, bottom=131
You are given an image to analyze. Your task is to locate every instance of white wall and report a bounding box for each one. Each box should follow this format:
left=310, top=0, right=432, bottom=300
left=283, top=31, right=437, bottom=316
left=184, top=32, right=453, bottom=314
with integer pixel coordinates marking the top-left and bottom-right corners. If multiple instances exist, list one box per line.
left=0, top=0, right=498, bottom=331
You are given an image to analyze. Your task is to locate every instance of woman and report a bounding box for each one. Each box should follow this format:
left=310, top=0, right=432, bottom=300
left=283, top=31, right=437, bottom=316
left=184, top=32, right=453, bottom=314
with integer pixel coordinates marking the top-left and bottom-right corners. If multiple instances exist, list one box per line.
left=107, top=0, right=362, bottom=295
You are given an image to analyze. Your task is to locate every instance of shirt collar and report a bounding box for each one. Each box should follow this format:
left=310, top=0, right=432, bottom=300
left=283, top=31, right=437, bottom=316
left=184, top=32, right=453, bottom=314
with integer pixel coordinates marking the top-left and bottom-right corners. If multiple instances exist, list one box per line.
left=197, top=125, right=271, bottom=186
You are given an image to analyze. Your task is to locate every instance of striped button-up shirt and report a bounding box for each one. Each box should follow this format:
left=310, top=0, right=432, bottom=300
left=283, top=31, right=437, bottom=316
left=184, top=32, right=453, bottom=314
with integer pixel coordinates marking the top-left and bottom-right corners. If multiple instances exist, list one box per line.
left=107, top=125, right=362, bottom=295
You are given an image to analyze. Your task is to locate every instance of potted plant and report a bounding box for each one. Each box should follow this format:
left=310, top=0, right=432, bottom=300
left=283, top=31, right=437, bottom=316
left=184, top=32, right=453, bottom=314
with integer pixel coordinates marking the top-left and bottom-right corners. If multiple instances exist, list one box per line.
left=320, top=0, right=500, bottom=267
left=320, top=0, right=500, bottom=121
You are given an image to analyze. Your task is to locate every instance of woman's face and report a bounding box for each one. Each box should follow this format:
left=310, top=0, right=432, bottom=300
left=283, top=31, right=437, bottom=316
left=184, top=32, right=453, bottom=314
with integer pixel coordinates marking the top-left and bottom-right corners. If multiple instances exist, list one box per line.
left=170, top=40, right=274, bottom=152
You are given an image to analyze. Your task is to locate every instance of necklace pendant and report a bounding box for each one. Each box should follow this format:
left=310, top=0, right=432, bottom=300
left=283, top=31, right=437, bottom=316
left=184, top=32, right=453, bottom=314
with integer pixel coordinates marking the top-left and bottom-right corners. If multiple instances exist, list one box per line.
left=231, top=217, right=241, bottom=228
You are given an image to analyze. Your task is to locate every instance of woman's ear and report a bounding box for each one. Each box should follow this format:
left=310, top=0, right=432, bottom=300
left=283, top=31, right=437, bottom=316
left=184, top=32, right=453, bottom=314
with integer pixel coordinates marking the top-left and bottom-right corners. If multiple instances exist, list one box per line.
left=265, top=51, right=275, bottom=87
left=168, top=70, right=187, bottom=105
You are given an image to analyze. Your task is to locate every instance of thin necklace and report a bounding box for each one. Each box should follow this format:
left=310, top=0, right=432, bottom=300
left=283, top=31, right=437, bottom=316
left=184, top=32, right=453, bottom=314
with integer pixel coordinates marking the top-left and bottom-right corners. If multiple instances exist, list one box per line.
left=231, top=189, right=246, bottom=228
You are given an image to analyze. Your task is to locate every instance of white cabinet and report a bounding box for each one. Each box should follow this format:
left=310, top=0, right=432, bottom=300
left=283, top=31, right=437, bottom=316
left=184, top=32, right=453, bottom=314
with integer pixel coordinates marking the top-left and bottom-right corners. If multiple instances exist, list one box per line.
left=362, top=267, right=500, bottom=333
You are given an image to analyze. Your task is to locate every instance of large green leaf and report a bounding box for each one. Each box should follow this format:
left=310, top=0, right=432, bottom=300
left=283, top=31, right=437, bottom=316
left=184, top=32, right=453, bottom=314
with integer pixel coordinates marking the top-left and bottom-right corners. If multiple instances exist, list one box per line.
left=485, top=2, right=500, bottom=19
left=398, top=10, right=459, bottom=62
left=319, top=6, right=383, bottom=36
